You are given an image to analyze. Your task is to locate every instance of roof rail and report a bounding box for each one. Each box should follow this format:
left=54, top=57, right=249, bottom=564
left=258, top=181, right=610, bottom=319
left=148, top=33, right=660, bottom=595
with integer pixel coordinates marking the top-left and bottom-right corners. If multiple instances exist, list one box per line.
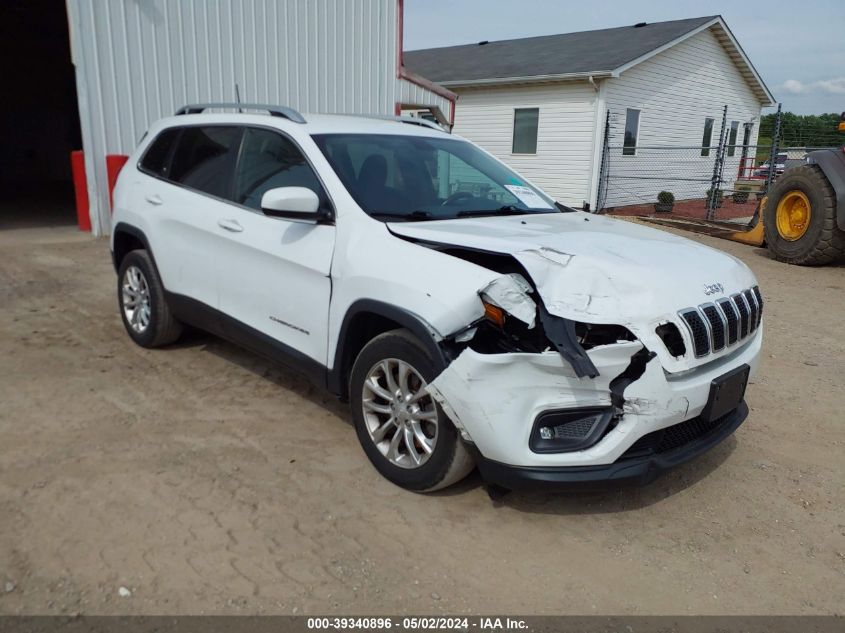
left=175, top=103, right=306, bottom=124
left=358, top=114, right=448, bottom=132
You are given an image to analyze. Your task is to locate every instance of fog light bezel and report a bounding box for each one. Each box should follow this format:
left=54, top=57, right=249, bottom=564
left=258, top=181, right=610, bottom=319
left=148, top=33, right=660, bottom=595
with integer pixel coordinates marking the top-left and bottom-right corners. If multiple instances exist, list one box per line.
left=529, top=407, right=615, bottom=453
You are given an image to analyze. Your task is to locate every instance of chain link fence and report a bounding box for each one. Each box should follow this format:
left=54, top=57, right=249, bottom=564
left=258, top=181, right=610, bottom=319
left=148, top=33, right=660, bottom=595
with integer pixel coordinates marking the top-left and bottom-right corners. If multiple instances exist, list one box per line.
left=596, top=106, right=842, bottom=223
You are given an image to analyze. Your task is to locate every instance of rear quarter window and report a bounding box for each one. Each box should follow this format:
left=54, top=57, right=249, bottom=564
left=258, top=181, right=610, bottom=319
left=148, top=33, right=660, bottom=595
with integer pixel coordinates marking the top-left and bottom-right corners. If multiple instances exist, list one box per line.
left=169, top=126, right=241, bottom=198
left=139, top=128, right=181, bottom=178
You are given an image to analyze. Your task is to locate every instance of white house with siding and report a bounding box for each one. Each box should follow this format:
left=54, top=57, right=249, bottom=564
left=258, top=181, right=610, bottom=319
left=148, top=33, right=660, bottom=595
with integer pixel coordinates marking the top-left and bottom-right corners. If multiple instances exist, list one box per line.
left=404, top=16, right=775, bottom=210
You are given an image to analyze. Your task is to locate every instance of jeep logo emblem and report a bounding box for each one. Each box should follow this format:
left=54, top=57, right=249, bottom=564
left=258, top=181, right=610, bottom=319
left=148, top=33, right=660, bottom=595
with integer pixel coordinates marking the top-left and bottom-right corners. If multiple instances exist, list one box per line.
left=703, top=283, right=725, bottom=296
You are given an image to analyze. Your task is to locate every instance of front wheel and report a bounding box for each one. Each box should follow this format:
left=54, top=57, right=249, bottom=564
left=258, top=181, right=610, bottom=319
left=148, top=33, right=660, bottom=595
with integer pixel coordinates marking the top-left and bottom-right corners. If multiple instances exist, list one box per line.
left=349, top=329, right=474, bottom=492
left=763, top=164, right=845, bottom=265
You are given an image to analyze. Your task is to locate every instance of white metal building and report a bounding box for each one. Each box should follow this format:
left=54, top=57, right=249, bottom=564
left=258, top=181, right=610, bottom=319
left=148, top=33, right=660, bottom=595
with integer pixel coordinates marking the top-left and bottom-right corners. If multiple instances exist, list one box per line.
left=404, top=16, right=775, bottom=210
left=1, top=0, right=453, bottom=236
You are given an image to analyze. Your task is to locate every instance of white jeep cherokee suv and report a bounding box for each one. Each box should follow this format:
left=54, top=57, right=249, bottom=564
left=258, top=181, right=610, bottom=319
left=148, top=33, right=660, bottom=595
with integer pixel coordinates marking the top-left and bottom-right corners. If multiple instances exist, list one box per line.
left=111, top=103, right=763, bottom=492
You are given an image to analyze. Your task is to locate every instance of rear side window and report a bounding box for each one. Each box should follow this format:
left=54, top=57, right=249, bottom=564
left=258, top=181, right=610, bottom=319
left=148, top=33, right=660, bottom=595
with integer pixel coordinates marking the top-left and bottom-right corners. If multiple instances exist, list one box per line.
left=233, top=127, right=327, bottom=210
left=139, top=128, right=180, bottom=178
left=169, top=126, right=240, bottom=198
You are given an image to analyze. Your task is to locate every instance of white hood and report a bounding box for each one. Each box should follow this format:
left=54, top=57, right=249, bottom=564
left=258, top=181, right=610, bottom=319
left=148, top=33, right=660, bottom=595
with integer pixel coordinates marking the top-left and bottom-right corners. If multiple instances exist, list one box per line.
left=389, top=211, right=757, bottom=328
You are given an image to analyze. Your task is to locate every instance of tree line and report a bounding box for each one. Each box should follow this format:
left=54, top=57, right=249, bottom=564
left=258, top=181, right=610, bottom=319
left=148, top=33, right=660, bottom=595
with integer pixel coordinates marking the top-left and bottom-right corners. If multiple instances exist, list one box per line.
left=758, top=112, right=843, bottom=148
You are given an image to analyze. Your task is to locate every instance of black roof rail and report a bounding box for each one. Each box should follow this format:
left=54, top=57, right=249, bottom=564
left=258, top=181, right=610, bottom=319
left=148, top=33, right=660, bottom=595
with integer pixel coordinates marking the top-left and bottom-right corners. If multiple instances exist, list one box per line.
left=175, top=103, right=306, bottom=124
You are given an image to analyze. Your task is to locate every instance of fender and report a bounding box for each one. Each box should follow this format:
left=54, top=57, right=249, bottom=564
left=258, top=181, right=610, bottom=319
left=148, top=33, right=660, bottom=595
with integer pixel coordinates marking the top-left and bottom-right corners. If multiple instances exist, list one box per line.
left=328, top=299, right=449, bottom=397
left=111, top=222, right=156, bottom=272
left=806, top=148, right=845, bottom=230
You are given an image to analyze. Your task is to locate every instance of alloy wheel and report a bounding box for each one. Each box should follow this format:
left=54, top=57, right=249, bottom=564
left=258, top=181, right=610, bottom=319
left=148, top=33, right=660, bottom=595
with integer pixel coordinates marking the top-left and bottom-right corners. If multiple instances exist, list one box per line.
left=361, top=358, right=439, bottom=469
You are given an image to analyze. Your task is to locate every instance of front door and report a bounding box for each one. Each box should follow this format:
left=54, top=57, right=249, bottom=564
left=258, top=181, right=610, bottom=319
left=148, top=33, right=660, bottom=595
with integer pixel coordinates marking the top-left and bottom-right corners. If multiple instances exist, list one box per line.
left=214, top=126, right=335, bottom=369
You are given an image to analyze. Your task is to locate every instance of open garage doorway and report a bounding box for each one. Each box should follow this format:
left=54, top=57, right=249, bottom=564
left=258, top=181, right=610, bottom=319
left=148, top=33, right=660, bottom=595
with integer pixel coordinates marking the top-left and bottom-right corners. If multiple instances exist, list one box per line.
left=0, top=1, right=82, bottom=230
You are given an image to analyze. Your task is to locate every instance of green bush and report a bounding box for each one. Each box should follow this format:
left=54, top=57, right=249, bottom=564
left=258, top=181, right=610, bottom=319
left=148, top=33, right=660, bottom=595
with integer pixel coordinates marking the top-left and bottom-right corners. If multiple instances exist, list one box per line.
left=706, top=187, right=724, bottom=205
left=657, top=191, right=675, bottom=204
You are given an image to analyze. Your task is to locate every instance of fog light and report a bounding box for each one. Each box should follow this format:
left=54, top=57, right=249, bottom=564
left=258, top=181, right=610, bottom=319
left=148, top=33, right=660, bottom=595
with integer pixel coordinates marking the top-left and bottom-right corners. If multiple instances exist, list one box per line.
left=529, top=407, right=614, bottom=453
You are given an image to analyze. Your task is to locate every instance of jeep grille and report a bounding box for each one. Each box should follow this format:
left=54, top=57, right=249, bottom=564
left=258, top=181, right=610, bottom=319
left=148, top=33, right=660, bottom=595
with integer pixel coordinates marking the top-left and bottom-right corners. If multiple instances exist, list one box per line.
left=677, top=286, right=762, bottom=358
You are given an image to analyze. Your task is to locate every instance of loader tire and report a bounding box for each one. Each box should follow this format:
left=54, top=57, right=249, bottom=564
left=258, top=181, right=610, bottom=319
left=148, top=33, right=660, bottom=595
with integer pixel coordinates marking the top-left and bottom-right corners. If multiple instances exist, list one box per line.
left=763, top=164, right=845, bottom=265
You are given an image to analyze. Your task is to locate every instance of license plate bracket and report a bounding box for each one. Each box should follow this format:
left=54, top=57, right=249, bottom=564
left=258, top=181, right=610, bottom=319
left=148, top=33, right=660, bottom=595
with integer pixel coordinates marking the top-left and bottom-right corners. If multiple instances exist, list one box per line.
left=700, top=364, right=750, bottom=423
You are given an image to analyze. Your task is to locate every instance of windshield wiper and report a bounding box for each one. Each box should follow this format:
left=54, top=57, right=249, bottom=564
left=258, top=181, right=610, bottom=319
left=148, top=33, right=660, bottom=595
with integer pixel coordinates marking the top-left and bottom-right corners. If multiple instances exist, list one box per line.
left=456, top=205, right=530, bottom=218
left=369, top=210, right=434, bottom=222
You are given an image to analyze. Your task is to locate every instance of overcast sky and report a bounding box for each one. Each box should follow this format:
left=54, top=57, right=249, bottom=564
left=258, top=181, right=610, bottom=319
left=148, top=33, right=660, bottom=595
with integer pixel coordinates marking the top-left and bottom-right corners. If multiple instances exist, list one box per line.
left=404, top=0, right=845, bottom=115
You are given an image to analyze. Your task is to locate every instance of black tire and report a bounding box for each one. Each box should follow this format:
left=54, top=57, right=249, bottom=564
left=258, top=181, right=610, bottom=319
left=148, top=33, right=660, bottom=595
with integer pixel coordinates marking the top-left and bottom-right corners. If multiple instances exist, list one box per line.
left=117, top=249, right=183, bottom=347
left=349, top=329, right=474, bottom=492
left=763, top=164, right=845, bottom=265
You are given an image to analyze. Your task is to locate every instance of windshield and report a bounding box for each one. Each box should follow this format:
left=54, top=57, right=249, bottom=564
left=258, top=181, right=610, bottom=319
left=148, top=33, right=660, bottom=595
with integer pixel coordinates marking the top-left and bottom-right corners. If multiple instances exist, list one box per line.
left=311, top=133, right=564, bottom=221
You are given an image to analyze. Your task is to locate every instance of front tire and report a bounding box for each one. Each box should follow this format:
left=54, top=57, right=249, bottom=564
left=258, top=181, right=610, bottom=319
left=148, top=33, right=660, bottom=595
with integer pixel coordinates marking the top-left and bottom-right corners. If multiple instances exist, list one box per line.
left=349, top=329, right=474, bottom=492
left=117, top=249, right=183, bottom=347
left=763, top=164, right=845, bottom=265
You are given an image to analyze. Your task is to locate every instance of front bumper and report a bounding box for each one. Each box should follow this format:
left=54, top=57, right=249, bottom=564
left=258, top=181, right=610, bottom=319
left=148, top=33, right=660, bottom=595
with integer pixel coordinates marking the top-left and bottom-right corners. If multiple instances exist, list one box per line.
left=470, top=401, right=748, bottom=490
left=427, top=327, right=761, bottom=471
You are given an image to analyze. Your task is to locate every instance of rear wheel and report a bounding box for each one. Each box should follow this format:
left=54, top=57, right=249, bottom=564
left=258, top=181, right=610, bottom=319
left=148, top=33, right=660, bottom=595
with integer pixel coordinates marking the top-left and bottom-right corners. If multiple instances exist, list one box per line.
left=117, top=250, right=183, bottom=347
left=763, top=165, right=845, bottom=265
left=349, top=329, right=474, bottom=492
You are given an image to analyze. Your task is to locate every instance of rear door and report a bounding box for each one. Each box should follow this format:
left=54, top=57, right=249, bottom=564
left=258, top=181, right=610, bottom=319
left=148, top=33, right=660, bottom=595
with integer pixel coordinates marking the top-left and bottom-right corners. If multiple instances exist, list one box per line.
left=145, top=125, right=242, bottom=311
left=215, top=126, right=336, bottom=369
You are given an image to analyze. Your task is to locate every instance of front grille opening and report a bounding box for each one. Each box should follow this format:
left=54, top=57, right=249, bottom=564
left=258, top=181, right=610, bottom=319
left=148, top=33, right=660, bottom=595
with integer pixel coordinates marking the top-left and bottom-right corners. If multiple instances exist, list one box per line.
left=680, top=309, right=710, bottom=357
left=701, top=305, right=726, bottom=351
left=717, top=298, right=739, bottom=344
left=655, top=322, right=686, bottom=357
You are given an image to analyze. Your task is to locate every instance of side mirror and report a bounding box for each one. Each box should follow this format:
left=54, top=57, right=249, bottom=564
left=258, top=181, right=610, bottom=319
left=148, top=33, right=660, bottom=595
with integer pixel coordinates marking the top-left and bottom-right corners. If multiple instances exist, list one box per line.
left=260, top=187, right=325, bottom=223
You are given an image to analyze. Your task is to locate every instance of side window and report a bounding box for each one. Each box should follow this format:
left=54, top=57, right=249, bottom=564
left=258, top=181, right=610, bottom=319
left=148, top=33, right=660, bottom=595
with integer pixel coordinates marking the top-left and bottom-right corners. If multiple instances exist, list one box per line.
left=139, top=128, right=181, bottom=178
left=701, top=117, right=715, bottom=157
left=233, top=127, right=326, bottom=210
left=169, top=126, right=240, bottom=198
left=727, top=120, right=739, bottom=157
left=622, top=108, right=640, bottom=156
left=512, top=108, right=539, bottom=154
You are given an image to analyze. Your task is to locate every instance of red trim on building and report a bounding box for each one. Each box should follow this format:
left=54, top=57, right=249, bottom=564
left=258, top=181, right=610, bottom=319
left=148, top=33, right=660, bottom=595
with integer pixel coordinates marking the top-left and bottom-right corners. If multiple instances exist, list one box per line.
left=395, top=0, right=457, bottom=125
left=106, top=155, right=129, bottom=211
left=70, top=151, right=91, bottom=232
left=396, top=0, right=404, bottom=78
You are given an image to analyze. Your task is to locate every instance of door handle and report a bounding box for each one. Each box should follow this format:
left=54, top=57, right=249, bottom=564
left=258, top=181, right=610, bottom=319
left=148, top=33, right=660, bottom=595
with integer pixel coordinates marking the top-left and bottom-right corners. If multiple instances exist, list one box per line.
left=217, top=218, right=244, bottom=233
left=145, top=194, right=163, bottom=206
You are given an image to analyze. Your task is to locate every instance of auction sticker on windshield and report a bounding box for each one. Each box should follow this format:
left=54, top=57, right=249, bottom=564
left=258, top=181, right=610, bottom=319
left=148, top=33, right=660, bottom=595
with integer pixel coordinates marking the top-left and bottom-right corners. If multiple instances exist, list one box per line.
left=504, top=185, right=553, bottom=209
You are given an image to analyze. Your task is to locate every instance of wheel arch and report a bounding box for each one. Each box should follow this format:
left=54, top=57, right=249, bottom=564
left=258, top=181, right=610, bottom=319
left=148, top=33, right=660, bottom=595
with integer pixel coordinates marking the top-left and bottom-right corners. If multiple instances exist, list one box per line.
left=806, top=149, right=845, bottom=230
left=328, top=299, right=448, bottom=399
left=112, top=222, right=155, bottom=272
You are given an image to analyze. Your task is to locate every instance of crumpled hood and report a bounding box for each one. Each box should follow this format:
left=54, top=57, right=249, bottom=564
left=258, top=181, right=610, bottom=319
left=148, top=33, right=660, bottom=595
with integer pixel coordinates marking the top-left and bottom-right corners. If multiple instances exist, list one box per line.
left=388, top=211, right=757, bottom=328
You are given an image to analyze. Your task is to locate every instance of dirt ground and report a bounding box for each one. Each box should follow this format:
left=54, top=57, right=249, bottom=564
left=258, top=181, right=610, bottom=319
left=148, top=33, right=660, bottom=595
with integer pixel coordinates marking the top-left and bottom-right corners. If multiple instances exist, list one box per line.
left=0, top=223, right=843, bottom=616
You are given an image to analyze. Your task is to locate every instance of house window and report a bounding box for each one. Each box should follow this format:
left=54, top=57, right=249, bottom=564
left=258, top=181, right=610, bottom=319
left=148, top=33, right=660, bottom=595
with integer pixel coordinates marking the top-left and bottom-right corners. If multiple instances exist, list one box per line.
left=622, top=108, right=640, bottom=156
left=512, top=108, right=539, bottom=154
left=727, top=121, right=739, bottom=157
left=701, top=117, right=715, bottom=156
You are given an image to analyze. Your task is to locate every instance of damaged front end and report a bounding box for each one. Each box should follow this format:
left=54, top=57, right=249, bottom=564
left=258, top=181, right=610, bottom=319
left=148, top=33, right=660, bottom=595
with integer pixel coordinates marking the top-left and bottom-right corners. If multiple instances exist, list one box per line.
left=409, top=242, right=759, bottom=489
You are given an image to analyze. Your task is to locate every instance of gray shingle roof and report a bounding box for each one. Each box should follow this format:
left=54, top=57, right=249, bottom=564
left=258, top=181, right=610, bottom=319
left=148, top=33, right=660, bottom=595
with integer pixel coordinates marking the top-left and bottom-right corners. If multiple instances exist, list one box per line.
left=404, top=16, right=719, bottom=85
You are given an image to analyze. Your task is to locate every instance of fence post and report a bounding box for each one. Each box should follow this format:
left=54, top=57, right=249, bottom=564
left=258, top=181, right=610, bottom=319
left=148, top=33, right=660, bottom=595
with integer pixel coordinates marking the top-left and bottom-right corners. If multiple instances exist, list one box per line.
left=596, top=110, right=611, bottom=212
left=764, top=104, right=782, bottom=194
left=707, top=105, right=729, bottom=220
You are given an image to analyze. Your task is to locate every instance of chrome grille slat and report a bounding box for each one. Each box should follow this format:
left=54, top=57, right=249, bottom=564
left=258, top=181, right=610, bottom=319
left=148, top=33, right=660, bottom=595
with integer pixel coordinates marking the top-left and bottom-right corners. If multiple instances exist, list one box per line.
left=733, top=293, right=750, bottom=339
left=744, top=289, right=759, bottom=332
left=717, top=298, right=739, bottom=344
left=700, top=303, right=726, bottom=351
left=673, top=286, right=761, bottom=359
left=679, top=309, right=710, bottom=357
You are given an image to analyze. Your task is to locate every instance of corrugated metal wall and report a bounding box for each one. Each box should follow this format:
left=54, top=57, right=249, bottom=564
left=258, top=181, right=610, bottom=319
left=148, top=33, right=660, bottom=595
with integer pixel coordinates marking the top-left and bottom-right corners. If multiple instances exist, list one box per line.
left=67, top=0, right=449, bottom=235
left=400, top=78, right=452, bottom=122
